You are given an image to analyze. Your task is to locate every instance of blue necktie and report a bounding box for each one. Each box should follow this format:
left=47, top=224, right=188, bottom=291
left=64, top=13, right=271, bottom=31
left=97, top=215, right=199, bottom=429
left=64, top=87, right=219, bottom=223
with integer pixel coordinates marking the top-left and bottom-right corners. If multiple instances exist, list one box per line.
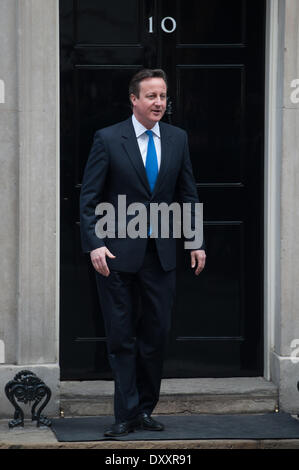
left=145, top=130, right=158, bottom=236
left=145, top=130, right=158, bottom=192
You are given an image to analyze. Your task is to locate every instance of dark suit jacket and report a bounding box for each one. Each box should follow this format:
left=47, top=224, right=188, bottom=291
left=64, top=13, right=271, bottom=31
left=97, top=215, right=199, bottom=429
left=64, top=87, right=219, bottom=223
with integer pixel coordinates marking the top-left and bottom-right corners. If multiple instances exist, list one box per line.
left=80, top=117, right=204, bottom=272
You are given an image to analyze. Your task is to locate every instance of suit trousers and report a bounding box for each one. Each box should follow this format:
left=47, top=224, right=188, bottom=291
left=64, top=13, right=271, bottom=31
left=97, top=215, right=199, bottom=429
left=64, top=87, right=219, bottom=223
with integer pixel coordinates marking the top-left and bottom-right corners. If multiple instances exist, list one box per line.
left=95, top=238, right=176, bottom=423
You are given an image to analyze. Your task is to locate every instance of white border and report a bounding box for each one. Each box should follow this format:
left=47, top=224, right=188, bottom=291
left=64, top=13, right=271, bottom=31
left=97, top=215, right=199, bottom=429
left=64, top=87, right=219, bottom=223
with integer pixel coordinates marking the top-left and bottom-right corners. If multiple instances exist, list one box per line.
left=264, top=0, right=282, bottom=380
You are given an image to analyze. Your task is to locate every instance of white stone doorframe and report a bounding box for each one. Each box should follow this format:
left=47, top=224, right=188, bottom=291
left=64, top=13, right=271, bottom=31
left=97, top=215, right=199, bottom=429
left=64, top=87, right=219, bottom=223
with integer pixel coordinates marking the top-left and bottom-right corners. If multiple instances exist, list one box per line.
left=2, top=0, right=298, bottom=419
left=265, top=0, right=299, bottom=413
left=1, top=0, right=61, bottom=417
left=264, top=0, right=282, bottom=382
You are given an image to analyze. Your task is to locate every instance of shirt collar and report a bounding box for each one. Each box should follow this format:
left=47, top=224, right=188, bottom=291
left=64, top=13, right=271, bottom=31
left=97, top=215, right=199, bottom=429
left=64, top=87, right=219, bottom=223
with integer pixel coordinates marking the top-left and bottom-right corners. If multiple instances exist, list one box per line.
left=132, top=114, right=160, bottom=138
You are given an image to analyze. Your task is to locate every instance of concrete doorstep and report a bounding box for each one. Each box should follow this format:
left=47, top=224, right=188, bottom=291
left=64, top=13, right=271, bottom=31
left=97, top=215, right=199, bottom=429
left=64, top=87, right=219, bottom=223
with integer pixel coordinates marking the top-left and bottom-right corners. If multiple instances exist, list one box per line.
left=1, top=377, right=299, bottom=449
left=60, top=377, right=279, bottom=416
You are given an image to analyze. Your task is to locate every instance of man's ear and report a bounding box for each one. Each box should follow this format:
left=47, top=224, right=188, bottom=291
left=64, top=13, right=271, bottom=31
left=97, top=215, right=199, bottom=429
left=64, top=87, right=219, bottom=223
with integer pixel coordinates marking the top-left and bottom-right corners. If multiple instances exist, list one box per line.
left=130, top=93, right=137, bottom=107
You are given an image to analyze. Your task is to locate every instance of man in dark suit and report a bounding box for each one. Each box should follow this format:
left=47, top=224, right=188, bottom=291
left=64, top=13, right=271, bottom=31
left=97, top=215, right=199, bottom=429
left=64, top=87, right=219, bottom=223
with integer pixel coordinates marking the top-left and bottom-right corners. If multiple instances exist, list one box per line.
left=80, top=69, right=206, bottom=437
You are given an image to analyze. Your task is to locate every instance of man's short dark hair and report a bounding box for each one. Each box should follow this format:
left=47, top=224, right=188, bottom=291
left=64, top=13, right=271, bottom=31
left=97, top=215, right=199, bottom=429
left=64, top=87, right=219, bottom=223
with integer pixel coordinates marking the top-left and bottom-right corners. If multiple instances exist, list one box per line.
left=129, top=69, right=168, bottom=98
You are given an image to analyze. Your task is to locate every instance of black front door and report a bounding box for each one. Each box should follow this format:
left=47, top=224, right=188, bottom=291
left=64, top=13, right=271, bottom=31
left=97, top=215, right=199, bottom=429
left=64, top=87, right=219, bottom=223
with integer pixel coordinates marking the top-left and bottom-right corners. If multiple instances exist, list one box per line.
left=59, top=0, right=265, bottom=380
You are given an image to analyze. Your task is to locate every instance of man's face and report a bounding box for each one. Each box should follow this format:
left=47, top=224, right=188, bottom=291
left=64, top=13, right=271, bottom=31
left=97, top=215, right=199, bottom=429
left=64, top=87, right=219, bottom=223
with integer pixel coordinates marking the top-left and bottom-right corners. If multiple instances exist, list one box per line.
left=130, top=77, right=167, bottom=129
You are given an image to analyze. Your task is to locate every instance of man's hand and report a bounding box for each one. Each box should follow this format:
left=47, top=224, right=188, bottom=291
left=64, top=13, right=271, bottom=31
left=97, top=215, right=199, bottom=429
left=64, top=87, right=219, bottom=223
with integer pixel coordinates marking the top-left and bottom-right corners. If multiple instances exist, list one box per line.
left=190, top=249, right=206, bottom=275
left=90, top=246, right=116, bottom=277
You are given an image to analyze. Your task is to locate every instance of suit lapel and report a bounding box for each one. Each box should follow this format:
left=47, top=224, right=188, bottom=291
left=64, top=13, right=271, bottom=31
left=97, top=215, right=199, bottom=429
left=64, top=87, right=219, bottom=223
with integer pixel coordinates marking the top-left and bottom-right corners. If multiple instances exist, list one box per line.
left=152, top=121, right=172, bottom=198
left=121, top=118, right=151, bottom=194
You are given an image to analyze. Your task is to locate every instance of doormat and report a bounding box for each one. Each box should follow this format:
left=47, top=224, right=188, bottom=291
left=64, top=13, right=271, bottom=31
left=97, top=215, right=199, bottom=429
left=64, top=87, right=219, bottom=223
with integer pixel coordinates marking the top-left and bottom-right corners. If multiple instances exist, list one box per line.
left=51, top=413, right=299, bottom=442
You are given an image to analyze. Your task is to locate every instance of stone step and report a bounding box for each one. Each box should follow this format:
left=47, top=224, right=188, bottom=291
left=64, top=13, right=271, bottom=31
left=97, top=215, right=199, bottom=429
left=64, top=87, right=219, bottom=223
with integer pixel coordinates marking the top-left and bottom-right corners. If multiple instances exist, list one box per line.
left=60, top=377, right=278, bottom=417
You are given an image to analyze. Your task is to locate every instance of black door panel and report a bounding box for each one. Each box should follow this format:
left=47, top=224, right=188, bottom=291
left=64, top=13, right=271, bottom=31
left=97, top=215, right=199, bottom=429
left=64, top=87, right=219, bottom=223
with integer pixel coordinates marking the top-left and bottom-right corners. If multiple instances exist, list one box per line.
left=60, top=0, right=265, bottom=379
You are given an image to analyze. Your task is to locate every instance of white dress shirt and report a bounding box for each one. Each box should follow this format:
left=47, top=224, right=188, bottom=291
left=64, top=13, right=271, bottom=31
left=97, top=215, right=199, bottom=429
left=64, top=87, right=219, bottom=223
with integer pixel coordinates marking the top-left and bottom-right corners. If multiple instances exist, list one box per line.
left=131, top=114, right=161, bottom=169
